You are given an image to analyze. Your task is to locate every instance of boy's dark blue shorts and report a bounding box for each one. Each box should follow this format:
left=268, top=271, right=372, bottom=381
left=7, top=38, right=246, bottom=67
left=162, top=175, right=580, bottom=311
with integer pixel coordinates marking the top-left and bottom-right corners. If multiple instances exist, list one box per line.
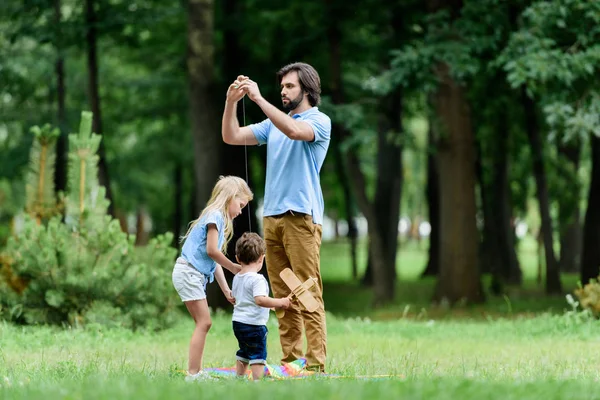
left=232, top=321, right=268, bottom=365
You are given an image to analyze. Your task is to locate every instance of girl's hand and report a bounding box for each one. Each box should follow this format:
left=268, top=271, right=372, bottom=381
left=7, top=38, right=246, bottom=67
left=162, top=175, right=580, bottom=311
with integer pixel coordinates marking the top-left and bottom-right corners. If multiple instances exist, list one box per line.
left=225, top=289, right=236, bottom=305
left=229, top=262, right=242, bottom=274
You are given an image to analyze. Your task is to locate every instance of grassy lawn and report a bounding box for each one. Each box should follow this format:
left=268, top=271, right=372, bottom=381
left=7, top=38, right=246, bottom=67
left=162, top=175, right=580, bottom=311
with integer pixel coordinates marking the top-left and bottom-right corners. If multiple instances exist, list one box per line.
left=320, top=236, right=579, bottom=319
left=1, top=236, right=596, bottom=399
left=2, top=311, right=600, bottom=399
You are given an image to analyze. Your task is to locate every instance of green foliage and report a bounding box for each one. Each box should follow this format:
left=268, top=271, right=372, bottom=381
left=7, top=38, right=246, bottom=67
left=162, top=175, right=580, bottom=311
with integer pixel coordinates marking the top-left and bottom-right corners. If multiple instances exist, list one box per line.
left=501, top=0, right=600, bottom=141
left=25, top=124, right=60, bottom=220
left=574, top=276, right=600, bottom=318
left=379, top=0, right=511, bottom=93
left=65, top=111, right=109, bottom=226
left=0, top=180, right=21, bottom=247
left=2, top=215, right=178, bottom=329
left=0, top=112, right=179, bottom=330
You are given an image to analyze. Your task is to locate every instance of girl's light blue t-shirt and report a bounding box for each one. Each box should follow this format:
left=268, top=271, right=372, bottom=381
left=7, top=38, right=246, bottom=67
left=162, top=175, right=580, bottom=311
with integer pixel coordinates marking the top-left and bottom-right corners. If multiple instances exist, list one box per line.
left=181, top=210, right=225, bottom=283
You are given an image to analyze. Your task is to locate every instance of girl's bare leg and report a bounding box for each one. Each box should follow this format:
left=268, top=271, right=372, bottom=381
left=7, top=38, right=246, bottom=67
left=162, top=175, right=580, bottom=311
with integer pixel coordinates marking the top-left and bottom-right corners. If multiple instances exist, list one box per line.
left=184, top=299, right=212, bottom=374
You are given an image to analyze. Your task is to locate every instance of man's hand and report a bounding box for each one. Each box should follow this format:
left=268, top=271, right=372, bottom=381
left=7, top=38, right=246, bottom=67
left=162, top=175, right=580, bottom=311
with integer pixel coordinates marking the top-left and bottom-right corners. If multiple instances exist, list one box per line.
left=226, top=75, right=248, bottom=103
left=237, top=77, right=262, bottom=103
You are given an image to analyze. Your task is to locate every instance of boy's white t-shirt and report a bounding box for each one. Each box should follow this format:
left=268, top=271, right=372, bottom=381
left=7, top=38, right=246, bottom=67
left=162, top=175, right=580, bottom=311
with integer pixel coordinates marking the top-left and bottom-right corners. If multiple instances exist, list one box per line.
left=232, top=271, right=270, bottom=326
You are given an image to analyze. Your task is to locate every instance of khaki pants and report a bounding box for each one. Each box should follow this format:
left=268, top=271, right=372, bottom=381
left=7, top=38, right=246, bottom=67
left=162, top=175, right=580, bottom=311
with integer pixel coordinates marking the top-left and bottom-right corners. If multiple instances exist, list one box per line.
left=263, top=212, right=327, bottom=372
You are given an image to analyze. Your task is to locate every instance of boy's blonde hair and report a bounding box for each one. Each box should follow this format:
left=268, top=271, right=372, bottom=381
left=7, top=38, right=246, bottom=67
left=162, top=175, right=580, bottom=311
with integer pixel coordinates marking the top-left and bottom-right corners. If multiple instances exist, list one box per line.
left=181, top=175, right=253, bottom=252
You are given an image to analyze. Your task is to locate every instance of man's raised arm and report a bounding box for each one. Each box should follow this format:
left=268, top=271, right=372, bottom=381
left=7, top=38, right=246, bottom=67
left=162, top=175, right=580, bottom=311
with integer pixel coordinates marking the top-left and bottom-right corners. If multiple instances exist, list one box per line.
left=222, top=77, right=259, bottom=146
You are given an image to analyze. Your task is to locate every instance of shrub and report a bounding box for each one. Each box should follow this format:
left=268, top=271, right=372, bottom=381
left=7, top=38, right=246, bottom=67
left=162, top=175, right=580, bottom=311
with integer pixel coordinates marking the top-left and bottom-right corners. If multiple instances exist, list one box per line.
left=0, top=112, right=179, bottom=330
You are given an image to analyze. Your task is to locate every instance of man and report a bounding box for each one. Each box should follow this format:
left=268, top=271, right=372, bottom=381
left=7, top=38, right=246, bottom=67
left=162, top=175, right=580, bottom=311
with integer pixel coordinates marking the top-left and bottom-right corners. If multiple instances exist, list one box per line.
left=221, top=62, right=331, bottom=372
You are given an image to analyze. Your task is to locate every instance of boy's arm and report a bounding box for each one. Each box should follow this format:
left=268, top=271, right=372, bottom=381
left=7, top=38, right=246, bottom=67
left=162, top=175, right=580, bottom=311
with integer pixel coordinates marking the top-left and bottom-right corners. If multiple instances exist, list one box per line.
left=206, top=224, right=241, bottom=274
left=255, top=296, right=290, bottom=309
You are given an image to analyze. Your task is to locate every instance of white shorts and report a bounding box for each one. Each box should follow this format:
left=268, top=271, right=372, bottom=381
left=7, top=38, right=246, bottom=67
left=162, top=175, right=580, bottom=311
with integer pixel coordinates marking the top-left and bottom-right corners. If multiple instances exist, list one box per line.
left=172, top=260, right=207, bottom=302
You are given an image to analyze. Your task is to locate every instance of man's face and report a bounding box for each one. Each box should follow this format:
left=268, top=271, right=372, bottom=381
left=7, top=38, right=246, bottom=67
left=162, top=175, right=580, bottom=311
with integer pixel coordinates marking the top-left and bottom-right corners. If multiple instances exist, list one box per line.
left=280, top=71, right=304, bottom=111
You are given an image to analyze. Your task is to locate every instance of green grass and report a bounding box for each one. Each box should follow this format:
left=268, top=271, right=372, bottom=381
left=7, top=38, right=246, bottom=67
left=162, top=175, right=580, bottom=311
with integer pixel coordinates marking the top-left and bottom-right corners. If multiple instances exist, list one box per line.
left=1, top=237, right=596, bottom=399
left=2, top=312, right=600, bottom=399
left=320, top=237, right=579, bottom=319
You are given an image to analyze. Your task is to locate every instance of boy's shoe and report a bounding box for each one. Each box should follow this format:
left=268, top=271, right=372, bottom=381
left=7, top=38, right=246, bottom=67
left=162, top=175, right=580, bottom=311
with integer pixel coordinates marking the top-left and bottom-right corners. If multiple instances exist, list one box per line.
left=185, top=370, right=217, bottom=382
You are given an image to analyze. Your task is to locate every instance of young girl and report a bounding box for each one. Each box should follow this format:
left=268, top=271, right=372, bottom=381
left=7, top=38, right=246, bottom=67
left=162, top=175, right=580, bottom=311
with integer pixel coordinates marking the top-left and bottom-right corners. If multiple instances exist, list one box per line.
left=172, top=175, right=253, bottom=381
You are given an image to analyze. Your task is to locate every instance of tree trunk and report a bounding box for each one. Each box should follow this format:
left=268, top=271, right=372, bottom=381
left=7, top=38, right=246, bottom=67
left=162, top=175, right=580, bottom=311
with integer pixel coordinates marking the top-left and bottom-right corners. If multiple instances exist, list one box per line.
left=346, top=152, right=395, bottom=304
left=85, top=0, right=114, bottom=217
left=206, top=0, right=263, bottom=311
left=580, top=134, right=600, bottom=285
left=476, top=133, right=496, bottom=278
left=521, top=90, right=561, bottom=294
left=351, top=4, right=405, bottom=292
left=134, top=207, right=149, bottom=246
left=220, top=0, right=248, bottom=238
left=349, top=84, right=404, bottom=297
left=421, top=119, right=440, bottom=277
left=491, top=127, right=522, bottom=286
left=431, top=63, right=484, bottom=305
left=54, top=0, right=67, bottom=196
left=354, top=100, right=403, bottom=293
left=362, top=244, right=374, bottom=286
left=172, top=162, right=184, bottom=249
left=187, top=0, right=220, bottom=214
left=557, top=140, right=582, bottom=273
left=476, top=135, right=499, bottom=290
left=187, top=0, right=223, bottom=309
left=372, top=92, right=403, bottom=282
left=477, top=107, right=522, bottom=292
left=326, top=1, right=360, bottom=282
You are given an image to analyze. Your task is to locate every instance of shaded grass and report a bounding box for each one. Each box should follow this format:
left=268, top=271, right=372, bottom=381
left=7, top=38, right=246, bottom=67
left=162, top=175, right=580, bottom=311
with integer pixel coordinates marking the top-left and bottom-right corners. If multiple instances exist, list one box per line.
left=319, top=237, right=579, bottom=319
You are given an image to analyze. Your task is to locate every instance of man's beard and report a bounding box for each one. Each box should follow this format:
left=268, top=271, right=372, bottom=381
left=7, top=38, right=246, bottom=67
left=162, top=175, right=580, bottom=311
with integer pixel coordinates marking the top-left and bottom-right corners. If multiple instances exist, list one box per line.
left=282, top=92, right=304, bottom=111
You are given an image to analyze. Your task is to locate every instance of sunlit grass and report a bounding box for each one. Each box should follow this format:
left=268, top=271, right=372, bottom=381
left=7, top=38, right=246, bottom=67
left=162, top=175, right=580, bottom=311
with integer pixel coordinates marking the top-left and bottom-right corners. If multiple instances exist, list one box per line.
left=2, top=311, right=600, bottom=399
left=1, top=235, right=593, bottom=400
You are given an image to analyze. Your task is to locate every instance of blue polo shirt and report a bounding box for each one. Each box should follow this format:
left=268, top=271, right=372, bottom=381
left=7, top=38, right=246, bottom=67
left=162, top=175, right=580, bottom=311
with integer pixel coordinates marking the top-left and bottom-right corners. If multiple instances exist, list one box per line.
left=180, top=210, right=225, bottom=283
left=249, top=107, right=331, bottom=225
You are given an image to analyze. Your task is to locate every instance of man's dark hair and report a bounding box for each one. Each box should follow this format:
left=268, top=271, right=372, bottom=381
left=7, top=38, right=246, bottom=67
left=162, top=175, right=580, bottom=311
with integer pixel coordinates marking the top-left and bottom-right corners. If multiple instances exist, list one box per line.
left=277, top=62, right=321, bottom=107
left=235, top=232, right=266, bottom=264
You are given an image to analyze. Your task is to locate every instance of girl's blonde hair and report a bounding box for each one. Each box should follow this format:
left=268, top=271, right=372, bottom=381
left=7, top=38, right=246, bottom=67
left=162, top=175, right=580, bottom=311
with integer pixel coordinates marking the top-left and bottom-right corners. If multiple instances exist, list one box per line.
left=181, top=175, right=253, bottom=252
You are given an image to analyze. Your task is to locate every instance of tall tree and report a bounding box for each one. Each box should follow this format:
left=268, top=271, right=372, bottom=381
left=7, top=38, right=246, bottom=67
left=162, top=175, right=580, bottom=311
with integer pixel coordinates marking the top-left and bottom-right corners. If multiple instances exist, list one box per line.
left=326, top=0, right=407, bottom=303
left=473, top=84, right=522, bottom=291
left=557, top=140, right=582, bottom=273
left=430, top=62, right=483, bottom=304
left=427, top=0, right=484, bottom=304
left=501, top=0, right=600, bottom=290
left=208, top=0, right=262, bottom=310
left=324, top=0, right=363, bottom=282
left=85, top=0, right=114, bottom=216
left=187, top=0, right=220, bottom=212
left=54, top=0, right=68, bottom=196
left=187, top=0, right=223, bottom=306
left=521, top=91, right=561, bottom=294
left=421, top=117, right=440, bottom=277
left=581, top=135, right=600, bottom=285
